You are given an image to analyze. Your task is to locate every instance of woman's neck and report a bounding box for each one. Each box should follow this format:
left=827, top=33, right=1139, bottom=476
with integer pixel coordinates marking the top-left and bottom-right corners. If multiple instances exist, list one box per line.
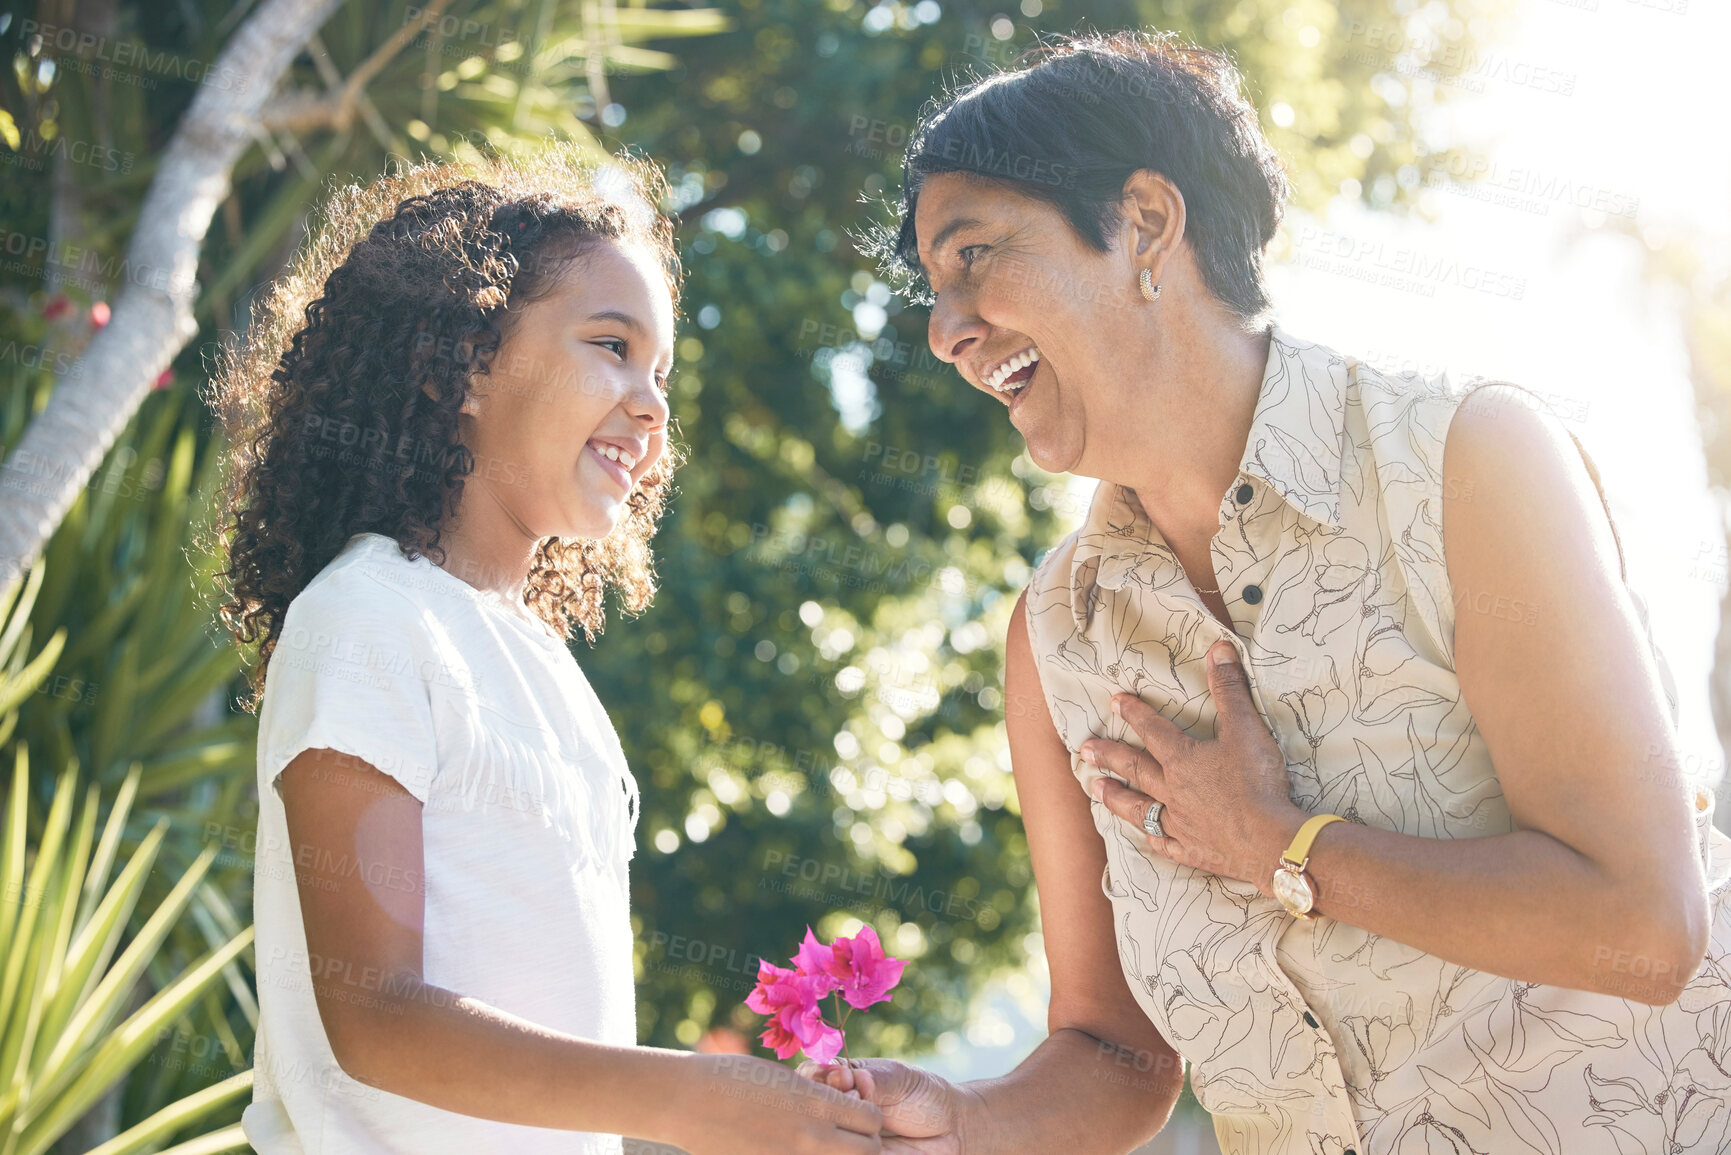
left=1119, top=308, right=1272, bottom=554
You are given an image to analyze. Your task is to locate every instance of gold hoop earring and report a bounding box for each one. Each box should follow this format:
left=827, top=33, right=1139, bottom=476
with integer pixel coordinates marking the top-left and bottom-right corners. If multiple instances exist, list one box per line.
left=1139, top=268, right=1162, bottom=302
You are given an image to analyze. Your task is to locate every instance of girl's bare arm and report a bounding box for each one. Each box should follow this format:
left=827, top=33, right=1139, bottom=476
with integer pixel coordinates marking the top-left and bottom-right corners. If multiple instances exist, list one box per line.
left=279, top=747, right=884, bottom=1154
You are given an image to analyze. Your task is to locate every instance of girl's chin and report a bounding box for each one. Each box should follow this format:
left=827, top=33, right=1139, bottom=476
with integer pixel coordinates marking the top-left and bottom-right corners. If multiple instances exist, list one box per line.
left=563, top=499, right=627, bottom=540
left=528, top=492, right=620, bottom=543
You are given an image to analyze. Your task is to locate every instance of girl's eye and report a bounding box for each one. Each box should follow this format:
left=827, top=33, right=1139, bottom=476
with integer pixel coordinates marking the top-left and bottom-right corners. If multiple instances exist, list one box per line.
left=597, top=338, right=627, bottom=358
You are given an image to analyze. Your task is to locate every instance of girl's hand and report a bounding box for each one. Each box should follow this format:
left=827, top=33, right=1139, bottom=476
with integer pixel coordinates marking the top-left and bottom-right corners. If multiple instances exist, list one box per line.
left=797, top=1059, right=970, bottom=1154
left=1081, top=640, right=1305, bottom=896
left=665, top=1053, right=883, bottom=1154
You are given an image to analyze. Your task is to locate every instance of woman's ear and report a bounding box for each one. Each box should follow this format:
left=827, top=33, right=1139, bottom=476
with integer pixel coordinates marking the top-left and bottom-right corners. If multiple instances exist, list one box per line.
left=1119, top=169, right=1186, bottom=280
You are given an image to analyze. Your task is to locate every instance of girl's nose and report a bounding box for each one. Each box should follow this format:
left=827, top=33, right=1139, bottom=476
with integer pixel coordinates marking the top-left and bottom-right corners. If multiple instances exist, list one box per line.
left=628, top=376, right=670, bottom=429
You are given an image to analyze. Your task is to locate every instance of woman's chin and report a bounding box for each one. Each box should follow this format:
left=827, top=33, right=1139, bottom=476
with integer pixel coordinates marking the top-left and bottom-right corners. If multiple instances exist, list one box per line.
left=1022, top=434, right=1082, bottom=478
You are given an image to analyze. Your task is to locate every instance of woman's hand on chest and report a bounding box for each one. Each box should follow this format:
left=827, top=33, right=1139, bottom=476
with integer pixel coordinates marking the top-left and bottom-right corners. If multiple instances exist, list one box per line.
left=1080, top=638, right=1305, bottom=894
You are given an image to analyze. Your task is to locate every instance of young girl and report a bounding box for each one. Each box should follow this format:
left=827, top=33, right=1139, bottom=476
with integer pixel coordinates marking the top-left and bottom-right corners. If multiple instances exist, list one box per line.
left=213, top=149, right=883, bottom=1154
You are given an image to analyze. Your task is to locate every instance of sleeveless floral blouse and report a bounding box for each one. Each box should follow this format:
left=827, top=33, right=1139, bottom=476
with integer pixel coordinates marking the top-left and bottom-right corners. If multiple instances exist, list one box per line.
left=1023, top=323, right=1731, bottom=1155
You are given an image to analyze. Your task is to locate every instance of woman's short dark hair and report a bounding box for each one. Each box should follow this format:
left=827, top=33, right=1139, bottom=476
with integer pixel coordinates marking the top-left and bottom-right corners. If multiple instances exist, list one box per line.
left=878, top=29, right=1290, bottom=318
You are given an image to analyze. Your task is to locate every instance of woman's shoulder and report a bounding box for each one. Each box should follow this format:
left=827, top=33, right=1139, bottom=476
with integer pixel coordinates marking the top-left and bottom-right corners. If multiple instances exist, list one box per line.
left=1343, top=353, right=1579, bottom=477
left=1347, top=356, right=1467, bottom=448
left=1335, top=355, right=1577, bottom=550
left=1024, top=522, right=1088, bottom=631
left=1339, top=355, right=1593, bottom=539
left=1028, top=526, right=1084, bottom=593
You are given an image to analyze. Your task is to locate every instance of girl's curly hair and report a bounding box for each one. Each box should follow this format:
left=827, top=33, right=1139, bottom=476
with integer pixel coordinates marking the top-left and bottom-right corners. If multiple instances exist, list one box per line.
left=209, top=147, right=683, bottom=706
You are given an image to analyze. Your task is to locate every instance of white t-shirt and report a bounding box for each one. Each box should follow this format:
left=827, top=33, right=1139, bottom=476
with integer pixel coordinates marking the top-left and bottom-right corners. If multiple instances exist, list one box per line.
left=242, top=533, right=641, bottom=1155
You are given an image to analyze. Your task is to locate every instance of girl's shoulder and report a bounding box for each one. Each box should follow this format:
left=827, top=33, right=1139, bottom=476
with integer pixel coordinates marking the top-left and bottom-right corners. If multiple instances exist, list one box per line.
left=323, top=533, right=567, bottom=648
left=271, top=534, right=473, bottom=696
left=260, top=536, right=456, bottom=802
left=289, top=532, right=528, bottom=630
left=284, top=534, right=444, bottom=634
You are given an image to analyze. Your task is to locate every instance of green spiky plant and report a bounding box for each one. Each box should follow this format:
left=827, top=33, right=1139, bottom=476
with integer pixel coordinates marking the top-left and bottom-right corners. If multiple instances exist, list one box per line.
left=0, top=551, right=253, bottom=1155
left=2, top=385, right=264, bottom=1154
left=0, top=759, right=254, bottom=1155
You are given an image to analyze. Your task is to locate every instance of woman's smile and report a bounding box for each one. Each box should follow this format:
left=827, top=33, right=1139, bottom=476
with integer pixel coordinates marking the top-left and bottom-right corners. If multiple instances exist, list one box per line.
left=1007, top=357, right=1041, bottom=419
left=983, top=345, right=1041, bottom=394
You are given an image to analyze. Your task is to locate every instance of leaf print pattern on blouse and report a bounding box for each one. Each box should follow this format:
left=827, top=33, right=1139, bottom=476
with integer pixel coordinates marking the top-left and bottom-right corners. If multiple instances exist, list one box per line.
left=1023, top=324, right=1731, bottom=1154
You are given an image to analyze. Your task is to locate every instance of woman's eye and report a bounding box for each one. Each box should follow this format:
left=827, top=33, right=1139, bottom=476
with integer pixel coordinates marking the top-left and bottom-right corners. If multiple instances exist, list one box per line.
left=597, top=338, right=627, bottom=358
left=959, top=244, right=987, bottom=268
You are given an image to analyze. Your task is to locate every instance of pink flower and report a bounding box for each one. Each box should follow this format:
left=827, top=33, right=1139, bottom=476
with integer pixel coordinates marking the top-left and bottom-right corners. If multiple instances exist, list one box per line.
left=757, top=1012, right=805, bottom=1061
left=749, top=924, right=906, bottom=1064
left=744, top=959, right=805, bottom=1023
left=792, top=1011, right=845, bottom=1065
left=824, top=925, right=906, bottom=1010
left=42, top=295, right=71, bottom=322
left=793, top=925, right=841, bottom=986
left=90, top=301, right=110, bottom=328
left=745, top=960, right=844, bottom=1063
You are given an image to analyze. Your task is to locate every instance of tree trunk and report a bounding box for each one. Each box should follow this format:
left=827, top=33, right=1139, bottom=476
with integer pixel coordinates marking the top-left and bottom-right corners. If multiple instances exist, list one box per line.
left=0, top=0, right=345, bottom=587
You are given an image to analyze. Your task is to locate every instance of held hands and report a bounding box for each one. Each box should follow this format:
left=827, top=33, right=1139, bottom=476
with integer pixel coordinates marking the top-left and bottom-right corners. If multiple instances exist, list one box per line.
left=668, top=1053, right=884, bottom=1154
left=1082, top=640, right=1306, bottom=896
left=796, top=1059, right=970, bottom=1154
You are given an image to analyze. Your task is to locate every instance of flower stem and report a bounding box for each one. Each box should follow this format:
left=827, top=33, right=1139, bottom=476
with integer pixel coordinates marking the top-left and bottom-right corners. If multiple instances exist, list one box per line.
left=833, top=991, right=852, bottom=1065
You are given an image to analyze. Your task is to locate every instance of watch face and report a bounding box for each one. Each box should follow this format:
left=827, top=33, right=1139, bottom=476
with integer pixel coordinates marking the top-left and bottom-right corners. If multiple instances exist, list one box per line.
left=1272, top=866, right=1315, bottom=914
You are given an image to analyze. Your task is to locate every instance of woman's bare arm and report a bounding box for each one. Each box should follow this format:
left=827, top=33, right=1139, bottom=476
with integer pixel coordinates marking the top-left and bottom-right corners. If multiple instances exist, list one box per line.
left=278, top=747, right=884, bottom=1153
left=1299, top=383, right=1710, bottom=999
left=950, top=592, right=1184, bottom=1154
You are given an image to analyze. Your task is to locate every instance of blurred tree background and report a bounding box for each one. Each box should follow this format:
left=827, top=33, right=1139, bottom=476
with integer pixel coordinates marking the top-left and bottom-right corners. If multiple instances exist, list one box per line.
left=0, top=0, right=1509, bottom=1148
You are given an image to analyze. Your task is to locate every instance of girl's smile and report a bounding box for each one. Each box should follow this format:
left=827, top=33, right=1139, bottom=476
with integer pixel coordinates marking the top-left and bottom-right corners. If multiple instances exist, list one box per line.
left=584, top=437, right=643, bottom=490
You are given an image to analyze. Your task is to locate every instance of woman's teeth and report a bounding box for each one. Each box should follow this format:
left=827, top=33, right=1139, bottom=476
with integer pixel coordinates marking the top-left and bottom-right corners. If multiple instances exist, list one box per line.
left=593, top=443, right=637, bottom=470
left=986, top=347, right=1040, bottom=394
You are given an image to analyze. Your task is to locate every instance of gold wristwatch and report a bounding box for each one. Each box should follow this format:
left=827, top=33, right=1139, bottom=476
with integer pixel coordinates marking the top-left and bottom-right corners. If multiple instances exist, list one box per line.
left=1271, top=814, right=1346, bottom=919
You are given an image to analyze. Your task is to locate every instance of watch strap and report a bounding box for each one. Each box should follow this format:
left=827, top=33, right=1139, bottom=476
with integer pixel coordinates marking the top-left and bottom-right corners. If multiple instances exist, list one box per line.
left=1280, top=813, right=1346, bottom=866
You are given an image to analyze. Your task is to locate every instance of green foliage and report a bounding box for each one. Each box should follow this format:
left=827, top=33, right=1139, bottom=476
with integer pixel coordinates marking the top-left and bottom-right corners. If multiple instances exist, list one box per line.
left=11, top=390, right=242, bottom=802
left=0, top=307, right=258, bottom=1149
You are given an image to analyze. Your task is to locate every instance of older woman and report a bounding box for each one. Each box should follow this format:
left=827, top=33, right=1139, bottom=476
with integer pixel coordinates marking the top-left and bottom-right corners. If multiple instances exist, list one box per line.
left=803, top=29, right=1731, bottom=1155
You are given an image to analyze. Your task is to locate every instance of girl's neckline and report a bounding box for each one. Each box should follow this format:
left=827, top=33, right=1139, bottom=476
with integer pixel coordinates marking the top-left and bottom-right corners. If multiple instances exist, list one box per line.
left=349, top=533, right=567, bottom=649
